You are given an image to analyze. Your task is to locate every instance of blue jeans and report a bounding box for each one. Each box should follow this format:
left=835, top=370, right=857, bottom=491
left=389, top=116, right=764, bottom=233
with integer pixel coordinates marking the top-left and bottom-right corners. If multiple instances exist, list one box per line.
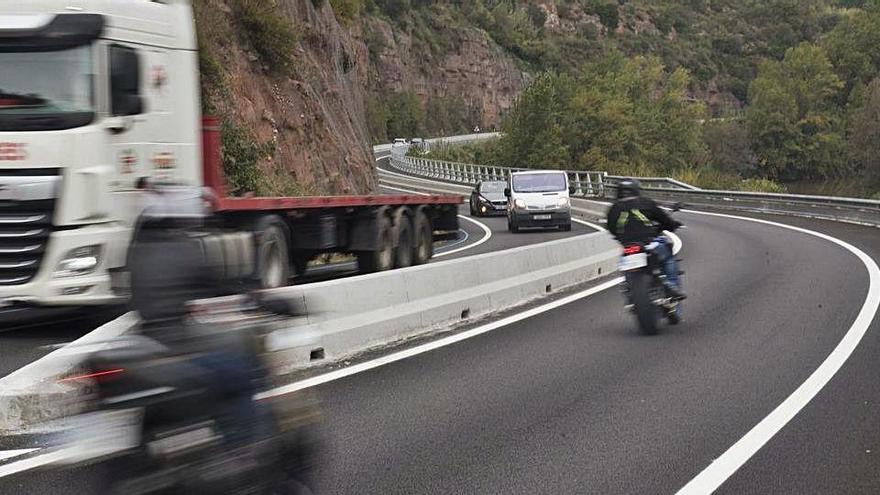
left=192, top=350, right=273, bottom=443
left=653, top=238, right=680, bottom=289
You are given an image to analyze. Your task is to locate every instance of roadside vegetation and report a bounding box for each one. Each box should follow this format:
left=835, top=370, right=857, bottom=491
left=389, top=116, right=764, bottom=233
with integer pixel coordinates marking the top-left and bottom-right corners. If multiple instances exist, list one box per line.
left=327, top=0, right=880, bottom=197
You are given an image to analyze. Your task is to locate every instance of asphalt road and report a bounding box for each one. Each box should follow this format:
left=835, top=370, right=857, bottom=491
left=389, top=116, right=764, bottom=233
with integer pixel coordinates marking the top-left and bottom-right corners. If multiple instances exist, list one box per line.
left=299, top=210, right=878, bottom=494
left=0, top=153, right=587, bottom=407
left=5, top=166, right=877, bottom=493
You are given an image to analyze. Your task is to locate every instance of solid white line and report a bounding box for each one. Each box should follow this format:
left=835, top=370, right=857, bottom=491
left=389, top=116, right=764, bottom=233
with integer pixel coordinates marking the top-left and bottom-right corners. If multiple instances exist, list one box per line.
left=0, top=447, right=72, bottom=478
left=0, top=449, right=38, bottom=463
left=378, top=183, right=493, bottom=257
left=256, top=276, right=626, bottom=400
left=436, top=216, right=492, bottom=258
left=676, top=210, right=880, bottom=495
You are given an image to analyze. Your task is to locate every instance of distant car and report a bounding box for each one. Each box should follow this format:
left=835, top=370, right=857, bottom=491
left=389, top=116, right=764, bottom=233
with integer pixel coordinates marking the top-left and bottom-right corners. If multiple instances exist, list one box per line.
left=392, top=138, right=409, bottom=147
left=410, top=138, right=430, bottom=153
left=469, top=180, right=508, bottom=217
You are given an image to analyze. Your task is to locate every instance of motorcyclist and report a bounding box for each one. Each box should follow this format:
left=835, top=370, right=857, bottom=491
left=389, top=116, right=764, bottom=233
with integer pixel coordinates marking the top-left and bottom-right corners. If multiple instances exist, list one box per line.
left=606, top=178, right=685, bottom=301
left=128, top=185, right=271, bottom=443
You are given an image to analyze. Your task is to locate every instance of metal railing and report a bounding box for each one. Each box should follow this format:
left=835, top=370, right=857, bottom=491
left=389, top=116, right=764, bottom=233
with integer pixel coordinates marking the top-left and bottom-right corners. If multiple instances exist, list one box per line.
left=390, top=149, right=609, bottom=198
left=388, top=148, right=880, bottom=227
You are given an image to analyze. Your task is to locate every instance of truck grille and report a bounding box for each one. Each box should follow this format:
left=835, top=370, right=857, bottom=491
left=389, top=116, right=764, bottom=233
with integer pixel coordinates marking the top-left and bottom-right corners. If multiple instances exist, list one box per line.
left=0, top=199, right=55, bottom=285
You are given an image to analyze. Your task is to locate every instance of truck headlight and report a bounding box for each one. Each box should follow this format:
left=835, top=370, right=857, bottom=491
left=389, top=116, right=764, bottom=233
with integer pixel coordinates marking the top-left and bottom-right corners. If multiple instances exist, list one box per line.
left=514, top=199, right=527, bottom=209
left=55, top=245, right=102, bottom=278
left=557, top=197, right=570, bottom=208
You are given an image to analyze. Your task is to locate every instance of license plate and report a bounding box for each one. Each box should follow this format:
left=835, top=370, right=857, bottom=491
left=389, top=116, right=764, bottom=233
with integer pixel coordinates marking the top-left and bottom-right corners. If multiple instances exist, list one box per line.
left=619, top=253, right=648, bottom=271
left=532, top=214, right=552, bottom=220
left=58, top=408, right=143, bottom=464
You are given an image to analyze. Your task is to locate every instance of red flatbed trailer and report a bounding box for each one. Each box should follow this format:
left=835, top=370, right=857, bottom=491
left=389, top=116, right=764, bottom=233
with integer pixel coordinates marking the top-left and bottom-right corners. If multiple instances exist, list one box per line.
left=199, top=117, right=463, bottom=287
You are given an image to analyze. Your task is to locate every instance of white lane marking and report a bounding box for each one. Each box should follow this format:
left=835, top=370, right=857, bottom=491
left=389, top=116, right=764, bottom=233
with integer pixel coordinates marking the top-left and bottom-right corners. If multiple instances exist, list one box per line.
left=0, top=211, right=683, bottom=478
left=377, top=165, right=470, bottom=185
left=436, top=216, right=492, bottom=258
left=256, top=276, right=626, bottom=400
left=676, top=210, right=880, bottom=495
left=379, top=183, right=493, bottom=257
left=379, top=177, right=469, bottom=197
left=572, top=217, right=605, bottom=232
left=0, top=447, right=76, bottom=478
left=0, top=449, right=38, bottom=462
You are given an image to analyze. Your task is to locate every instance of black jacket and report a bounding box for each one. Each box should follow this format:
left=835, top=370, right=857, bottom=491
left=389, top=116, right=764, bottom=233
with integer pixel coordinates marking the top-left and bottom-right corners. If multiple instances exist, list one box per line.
left=606, top=196, right=681, bottom=244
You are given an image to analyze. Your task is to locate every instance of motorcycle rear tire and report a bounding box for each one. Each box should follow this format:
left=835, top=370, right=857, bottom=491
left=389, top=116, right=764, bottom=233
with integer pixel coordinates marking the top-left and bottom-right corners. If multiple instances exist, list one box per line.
left=629, top=271, right=659, bottom=335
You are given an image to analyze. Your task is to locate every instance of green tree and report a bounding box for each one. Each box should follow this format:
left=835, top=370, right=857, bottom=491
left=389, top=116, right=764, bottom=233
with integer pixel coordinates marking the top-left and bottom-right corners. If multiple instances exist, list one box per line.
left=849, top=78, right=880, bottom=188
left=496, top=72, right=571, bottom=168
left=824, top=2, right=880, bottom=93
left=746, top=43, right=845, bottom=181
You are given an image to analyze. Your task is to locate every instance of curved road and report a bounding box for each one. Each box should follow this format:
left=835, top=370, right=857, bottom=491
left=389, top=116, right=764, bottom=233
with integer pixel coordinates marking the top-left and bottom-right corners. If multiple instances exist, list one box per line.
left=0, top=150, right=588, bottom=406
left=4, top=162, right=878, bottom=494
left=302, top=209, right=879, bottom=494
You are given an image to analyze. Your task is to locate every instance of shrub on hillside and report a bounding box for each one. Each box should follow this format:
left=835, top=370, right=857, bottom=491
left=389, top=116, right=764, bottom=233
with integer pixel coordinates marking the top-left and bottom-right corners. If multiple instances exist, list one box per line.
left=232, top=0, right=298, bottom=75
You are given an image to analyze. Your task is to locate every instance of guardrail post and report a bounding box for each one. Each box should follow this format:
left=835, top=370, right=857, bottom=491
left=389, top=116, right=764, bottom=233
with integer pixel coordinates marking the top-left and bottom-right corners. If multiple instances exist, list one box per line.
left=586, top=173, right=594, bottom=197
left=573, top=173, right=583, bottom=196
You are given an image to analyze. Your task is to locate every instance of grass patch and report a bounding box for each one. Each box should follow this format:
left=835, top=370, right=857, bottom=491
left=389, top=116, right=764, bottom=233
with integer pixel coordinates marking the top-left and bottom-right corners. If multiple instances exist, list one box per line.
left=231, top=0, right=298, bottom=76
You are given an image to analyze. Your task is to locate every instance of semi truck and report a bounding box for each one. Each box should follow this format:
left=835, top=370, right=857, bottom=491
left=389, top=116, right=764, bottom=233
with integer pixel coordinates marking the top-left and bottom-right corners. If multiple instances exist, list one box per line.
left=0, top=0, right=461, bottom=323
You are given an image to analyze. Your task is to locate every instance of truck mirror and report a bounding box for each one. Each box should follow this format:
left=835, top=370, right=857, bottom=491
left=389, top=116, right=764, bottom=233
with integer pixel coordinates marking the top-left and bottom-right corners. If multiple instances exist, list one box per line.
left=110, top=45, right=143, bottom=116
left=504, top=188, right=511, bottom=197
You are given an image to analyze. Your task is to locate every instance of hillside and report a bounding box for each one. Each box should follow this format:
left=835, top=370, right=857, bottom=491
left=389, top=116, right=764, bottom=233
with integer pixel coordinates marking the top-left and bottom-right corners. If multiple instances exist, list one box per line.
left=192, top=0, right=878, bottom=197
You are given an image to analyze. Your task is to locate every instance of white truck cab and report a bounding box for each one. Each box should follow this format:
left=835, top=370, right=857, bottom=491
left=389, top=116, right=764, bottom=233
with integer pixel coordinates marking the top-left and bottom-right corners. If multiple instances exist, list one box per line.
left=0, top=1, right=201, bottom=311
left=505, top=170, right=572, bottom=232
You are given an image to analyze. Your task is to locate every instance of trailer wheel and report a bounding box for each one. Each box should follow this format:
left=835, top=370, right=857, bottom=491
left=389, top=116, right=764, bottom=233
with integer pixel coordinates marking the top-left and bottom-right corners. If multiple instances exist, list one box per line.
left=292, top=256, right=310, bottom=277
left=393, top=208, right=414, bottom=268
left=413, top=210, right=433, bottom=265
left=357, top=214, right=394, bottom=273
left=255, top=218, right=290, bottom=289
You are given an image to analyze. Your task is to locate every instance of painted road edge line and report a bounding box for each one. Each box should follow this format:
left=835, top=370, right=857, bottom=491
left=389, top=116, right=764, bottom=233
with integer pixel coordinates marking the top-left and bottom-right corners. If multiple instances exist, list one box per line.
left=379, top=183, right=493, bottom=257
left=675, top=210, right=880, bottom=495
left=256, top=276, right=626, bottom=400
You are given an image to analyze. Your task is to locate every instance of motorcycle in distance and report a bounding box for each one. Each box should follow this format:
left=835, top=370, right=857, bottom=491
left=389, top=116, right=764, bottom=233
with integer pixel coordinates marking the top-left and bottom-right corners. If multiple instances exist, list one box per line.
left=618, top=203, right=684, bottom=335
left=46, top=187, right=321, bottom=494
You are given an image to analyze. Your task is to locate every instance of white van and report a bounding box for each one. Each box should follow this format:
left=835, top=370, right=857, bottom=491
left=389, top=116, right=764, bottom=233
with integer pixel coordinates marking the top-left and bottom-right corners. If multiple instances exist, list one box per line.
left=505, top=170, right=572, bottom=232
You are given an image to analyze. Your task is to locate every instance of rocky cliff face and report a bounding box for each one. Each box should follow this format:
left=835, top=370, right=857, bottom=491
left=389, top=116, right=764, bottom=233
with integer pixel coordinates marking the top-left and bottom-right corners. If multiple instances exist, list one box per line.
left=357, top=17, right=527, bottom=131
left=196, top=0, right=375, bottom=196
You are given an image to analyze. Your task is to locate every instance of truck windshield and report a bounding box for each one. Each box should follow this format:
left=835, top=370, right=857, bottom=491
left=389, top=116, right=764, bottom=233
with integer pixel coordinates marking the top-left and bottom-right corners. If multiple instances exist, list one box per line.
left=0, top=45, right=95, bottom=131
left=512, top=173, right=567, bottom=193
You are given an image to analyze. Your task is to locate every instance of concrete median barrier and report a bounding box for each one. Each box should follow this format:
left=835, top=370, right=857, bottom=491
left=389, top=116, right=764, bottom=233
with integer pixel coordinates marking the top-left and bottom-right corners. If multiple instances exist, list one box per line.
left=265, top=231, right=618, bottom=372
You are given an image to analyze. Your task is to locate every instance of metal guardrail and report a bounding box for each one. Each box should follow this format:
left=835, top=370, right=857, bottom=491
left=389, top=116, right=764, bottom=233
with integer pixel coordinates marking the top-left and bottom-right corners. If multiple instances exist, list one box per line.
left=390, top=149, right=609, bottom=197
left=638, top=186, right=880, bottom=227
left=389, top=148, right=880, bottom=227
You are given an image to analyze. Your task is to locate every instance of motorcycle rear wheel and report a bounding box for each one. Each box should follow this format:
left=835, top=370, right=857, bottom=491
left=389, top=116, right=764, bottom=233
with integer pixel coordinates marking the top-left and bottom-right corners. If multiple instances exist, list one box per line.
left=628, top=271, right=659, bottom=335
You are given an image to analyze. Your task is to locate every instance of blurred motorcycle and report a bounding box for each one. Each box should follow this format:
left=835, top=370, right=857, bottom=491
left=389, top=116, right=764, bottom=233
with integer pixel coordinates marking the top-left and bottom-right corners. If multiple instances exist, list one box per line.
left=48, top=186, right=321, bottom=494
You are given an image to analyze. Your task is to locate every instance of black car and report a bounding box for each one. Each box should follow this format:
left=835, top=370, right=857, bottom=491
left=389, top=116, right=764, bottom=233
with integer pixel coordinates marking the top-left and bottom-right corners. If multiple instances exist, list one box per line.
left=469, top=180, right=508, bottom=217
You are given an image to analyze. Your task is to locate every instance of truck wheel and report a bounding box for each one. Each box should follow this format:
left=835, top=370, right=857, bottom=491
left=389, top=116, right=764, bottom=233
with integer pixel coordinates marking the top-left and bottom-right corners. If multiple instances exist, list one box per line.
left=255, top=219, right=291, bottom=289
left=413, top=210, right=433, bottom=265
left=357, top=214, right=394, bottom=273
left=393, top=208, right=414, bottom=268
left=560, top=222, right=572, bottom=232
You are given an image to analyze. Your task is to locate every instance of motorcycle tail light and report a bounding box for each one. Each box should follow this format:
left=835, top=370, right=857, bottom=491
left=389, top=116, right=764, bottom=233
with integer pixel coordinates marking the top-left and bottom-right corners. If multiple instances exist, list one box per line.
left=58, top=368, right=125, bottom=384
left=623, top=245, right=642, bottom=255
